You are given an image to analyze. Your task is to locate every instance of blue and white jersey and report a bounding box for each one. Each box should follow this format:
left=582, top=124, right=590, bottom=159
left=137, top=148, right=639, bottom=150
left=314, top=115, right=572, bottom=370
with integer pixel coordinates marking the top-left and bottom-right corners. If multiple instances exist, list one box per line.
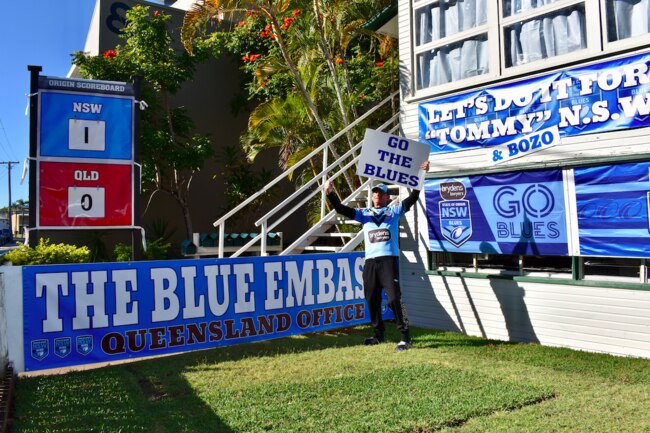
left=355, top=204, right=406, bottom=259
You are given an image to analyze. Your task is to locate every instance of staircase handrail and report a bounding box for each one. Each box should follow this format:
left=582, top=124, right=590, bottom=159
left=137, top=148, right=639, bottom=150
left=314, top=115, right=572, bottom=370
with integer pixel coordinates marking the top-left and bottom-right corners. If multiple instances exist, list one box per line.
left=213, top=90, right=400, bottom=258
left=279, top=178, right=374, bottom=255
left=254, top=111, right=400, bottom=228
left=212, top=90, right=398, bottom=229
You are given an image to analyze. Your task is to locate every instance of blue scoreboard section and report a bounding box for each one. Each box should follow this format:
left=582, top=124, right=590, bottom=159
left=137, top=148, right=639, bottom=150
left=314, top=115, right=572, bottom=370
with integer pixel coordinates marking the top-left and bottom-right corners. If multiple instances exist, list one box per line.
left=38, top=77, right=134, bottom=160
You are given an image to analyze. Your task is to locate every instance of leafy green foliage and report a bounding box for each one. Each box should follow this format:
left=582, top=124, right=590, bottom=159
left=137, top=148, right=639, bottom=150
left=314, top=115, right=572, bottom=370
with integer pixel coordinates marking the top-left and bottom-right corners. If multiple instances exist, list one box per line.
left=72, top=5, right=213, bottom=239
left=214, top=145, right=276, bottom=230
left=113, top=238, right=172, bottom=261
left=146, top=217, right=177, bottom=243
left=113, top=243, right=133, bottom=262
left=4, top=238, right=90, bottom=265
left=185, top=0, right=399, bottom=193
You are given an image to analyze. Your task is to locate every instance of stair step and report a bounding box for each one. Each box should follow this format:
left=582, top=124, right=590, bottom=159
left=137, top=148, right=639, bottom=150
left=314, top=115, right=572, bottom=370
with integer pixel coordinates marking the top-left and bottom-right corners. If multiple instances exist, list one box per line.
left=322, top=219, right=358, bottom=225
left=312, top=233, right=355, bottom=238
left=300, top=245, right=342, bottom=252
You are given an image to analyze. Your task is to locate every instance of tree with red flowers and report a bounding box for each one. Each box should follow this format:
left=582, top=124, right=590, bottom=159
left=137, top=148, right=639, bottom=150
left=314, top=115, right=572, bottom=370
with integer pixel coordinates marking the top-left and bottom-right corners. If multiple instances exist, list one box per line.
left=182, top=0, right=398, bottom=208
left=72, top=6, right=213, bottom=240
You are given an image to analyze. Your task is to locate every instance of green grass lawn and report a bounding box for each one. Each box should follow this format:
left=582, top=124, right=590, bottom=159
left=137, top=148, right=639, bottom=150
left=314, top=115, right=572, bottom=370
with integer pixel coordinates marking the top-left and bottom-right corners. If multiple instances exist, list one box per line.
left=11, top=326, right=650, bottom=433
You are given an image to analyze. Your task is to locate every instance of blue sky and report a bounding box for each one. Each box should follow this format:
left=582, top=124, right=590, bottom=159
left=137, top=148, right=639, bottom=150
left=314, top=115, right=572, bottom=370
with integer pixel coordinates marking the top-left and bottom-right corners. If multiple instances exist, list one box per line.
left=0, top=0, right=167, bottom=210
left=0, top=1, right=97, bottom=207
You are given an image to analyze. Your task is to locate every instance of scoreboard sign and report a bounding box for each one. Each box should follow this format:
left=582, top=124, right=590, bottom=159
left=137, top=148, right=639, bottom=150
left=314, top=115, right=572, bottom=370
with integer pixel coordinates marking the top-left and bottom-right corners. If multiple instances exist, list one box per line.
left=39, top=161, right=132, bottom=227
left=36, top=76, right=135, bottom=229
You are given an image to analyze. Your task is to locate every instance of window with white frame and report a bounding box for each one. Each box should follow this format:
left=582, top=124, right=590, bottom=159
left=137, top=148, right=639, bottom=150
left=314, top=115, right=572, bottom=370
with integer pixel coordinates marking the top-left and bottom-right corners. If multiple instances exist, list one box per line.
left=412, top=0, right=650, bottom=94
left=413, top=0, right=490, bottom=90
left=606, top=0, right=650, bottom=42
left=503, top=3, right=587, bottom=67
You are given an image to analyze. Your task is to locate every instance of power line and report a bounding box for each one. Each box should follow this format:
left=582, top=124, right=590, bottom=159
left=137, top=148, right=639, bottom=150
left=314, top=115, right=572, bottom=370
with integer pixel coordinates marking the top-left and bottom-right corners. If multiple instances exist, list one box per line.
left=0, top=118, right=17, bottom=161
left=0, top=161, right=20, bottom=237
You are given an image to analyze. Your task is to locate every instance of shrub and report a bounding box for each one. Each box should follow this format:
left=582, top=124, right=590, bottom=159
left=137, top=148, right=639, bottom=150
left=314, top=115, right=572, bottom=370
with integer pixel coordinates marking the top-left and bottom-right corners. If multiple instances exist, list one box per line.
left=113, top=238, right=172, bottom=262
left=4, top=239, right=91, bottom=265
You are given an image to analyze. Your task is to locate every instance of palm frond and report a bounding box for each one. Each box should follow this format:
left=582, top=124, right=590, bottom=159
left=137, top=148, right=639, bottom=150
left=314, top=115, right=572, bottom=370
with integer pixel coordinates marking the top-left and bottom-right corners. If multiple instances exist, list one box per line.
left=181, top=0, right=247, bottom=53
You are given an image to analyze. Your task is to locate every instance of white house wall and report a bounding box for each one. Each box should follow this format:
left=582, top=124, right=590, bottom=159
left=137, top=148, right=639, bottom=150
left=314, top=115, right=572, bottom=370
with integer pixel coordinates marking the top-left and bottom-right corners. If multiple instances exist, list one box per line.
left=399, top=199, right=650, bottom=358
left=395, top=0, right=650, bottom=358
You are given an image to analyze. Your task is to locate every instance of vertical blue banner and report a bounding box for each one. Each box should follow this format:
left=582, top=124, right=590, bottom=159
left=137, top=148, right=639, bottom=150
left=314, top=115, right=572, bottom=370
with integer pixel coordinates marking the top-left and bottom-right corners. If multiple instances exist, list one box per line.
left=425, top=169, right=568, bottom=255
left=22, top=253, right=394, bottom=372
left=575, top=161, right=650, bottom=257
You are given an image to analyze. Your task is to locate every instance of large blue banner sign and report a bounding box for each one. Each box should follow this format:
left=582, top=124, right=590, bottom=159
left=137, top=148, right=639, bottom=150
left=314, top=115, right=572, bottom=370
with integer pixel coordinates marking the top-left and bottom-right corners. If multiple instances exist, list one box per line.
left=419, top=50, right=650, bottom=154
left=23, top=253, right=382, bottom=372
left=425, top=169, right=568, bottom=255
left=575, top=161, right=650, bottom=258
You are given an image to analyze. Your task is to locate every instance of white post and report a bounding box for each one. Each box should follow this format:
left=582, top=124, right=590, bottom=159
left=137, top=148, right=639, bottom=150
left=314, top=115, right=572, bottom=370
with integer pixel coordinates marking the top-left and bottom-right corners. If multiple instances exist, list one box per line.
left=261, top=221, right=268, bottom=256
left=218, top=223, right=225, bottom=258
left=321, top=145, right=329, bottom=220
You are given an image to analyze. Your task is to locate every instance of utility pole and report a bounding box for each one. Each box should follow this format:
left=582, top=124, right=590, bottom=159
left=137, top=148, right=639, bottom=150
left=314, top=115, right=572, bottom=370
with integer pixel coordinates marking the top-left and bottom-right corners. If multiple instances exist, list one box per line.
left=0, top=161, right=19, bottom=241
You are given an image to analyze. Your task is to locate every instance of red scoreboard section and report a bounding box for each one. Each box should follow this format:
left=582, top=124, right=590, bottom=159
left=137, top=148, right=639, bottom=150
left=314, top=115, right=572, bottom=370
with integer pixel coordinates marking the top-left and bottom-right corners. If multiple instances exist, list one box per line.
left=39, top=161, right=132, bottom=227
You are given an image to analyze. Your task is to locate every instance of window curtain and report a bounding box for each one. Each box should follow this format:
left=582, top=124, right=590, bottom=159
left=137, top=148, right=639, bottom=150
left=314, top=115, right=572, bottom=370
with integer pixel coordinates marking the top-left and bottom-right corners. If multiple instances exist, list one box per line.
left=609, top=0, right=650, bottom=41
left=416, top=0, right=487, bottom=46
left=418, top=37, right=488, bottom=89
left=504, top=0, right=561, bottom=16
left=507, top=8, right=585, bottom=67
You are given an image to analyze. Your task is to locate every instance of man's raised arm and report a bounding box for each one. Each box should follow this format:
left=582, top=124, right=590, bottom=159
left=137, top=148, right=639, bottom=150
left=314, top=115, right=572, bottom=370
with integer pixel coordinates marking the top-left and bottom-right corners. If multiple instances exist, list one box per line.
left=324, top=180, right=356, bottom=219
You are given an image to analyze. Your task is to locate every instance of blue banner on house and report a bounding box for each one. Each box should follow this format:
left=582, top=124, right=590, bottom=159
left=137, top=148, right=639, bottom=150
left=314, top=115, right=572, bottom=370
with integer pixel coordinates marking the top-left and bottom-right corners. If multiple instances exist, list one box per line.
left=22, top=253, right=385, bottom=372
left=575, top=161, right=650, bottom=258
left=419, top=50, right=650, bottom=153
left=425, top=169, right=568, bottom=255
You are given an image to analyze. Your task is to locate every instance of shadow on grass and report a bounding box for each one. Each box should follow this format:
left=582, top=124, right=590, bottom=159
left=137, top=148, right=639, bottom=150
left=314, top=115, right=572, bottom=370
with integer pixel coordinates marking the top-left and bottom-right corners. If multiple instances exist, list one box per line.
left=10, top=327, right=541, bottom=433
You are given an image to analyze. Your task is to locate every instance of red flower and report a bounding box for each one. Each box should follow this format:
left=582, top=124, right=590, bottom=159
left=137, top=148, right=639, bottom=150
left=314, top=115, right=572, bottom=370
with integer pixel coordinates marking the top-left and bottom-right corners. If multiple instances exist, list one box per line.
left=293, top=9, right=300, bottom=16
left=281, top=17, right=295, bottom=30
left=242, top=55, right=249, bottom=62
left=102, top=49, right=117, bottom=59
left=375, top=61, right=384, bottom=67
left=238, top=20, right=246, bottom=27
left=264, top=24, right=271, bottom=31
left=270, top=34, right=276, bottom=40
left=335, top=58, right=343, bottom=65
left=249, top=54, right=261, bottom=61
left=153, top=10, right=160, bottom=17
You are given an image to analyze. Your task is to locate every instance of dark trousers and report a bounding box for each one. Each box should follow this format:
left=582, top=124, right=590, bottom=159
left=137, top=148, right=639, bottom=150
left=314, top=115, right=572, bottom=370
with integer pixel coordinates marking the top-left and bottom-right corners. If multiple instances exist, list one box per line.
left=362, top=256, right=410, bottom=341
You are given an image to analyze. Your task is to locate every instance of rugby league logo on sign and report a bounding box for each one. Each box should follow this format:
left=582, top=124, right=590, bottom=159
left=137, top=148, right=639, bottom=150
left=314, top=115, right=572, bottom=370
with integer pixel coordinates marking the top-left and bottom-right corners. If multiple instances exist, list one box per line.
left=439, top=181, right=473, bottom=247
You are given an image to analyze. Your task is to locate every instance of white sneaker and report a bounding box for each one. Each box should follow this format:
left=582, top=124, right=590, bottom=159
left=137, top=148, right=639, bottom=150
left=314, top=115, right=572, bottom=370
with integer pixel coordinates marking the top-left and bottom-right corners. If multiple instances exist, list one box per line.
left=395, top=341, right=411, bottom=351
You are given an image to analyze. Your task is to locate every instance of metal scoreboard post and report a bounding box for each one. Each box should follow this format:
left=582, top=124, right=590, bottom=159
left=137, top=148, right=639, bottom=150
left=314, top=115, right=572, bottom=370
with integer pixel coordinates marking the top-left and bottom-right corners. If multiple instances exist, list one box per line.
left=29, top=71, right=138, bottom=233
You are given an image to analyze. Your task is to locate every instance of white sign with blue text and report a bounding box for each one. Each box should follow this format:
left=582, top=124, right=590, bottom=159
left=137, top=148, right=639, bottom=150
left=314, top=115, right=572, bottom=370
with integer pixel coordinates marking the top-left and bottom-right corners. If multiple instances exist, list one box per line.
left=487, top=125, right=560, bottom=165
left=357, top=129, right=430, bottom=189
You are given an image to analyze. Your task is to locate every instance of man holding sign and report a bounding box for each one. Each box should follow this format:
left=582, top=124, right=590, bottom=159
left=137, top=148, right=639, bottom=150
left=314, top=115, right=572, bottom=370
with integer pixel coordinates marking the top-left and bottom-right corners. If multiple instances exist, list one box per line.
left=324, top=130, right=429, bottom=350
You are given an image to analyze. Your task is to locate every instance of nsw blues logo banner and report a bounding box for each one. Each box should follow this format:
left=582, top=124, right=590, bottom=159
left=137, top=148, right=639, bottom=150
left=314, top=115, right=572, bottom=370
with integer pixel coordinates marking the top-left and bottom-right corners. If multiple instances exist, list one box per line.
left=425, top=169, right=569, bottom=255
left=22, top=253, right=387, bottom=372
left=575, top=161, right=650, bottom=257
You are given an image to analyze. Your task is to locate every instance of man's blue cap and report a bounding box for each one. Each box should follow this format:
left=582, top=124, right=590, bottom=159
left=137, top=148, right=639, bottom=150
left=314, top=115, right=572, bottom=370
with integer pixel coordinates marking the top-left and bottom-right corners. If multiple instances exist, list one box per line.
left=372, top=184, right=389, bottom=195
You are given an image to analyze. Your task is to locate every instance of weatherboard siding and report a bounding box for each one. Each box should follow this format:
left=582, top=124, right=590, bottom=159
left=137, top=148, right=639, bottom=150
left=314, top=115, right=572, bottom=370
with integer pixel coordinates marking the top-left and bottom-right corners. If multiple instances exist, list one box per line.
left=398, top=200, right=650, bottom=358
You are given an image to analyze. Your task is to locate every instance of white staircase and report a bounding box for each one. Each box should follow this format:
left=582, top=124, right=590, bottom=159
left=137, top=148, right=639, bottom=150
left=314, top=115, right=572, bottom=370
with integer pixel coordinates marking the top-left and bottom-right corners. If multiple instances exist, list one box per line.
left=211, top=91, right=400, bottom=258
